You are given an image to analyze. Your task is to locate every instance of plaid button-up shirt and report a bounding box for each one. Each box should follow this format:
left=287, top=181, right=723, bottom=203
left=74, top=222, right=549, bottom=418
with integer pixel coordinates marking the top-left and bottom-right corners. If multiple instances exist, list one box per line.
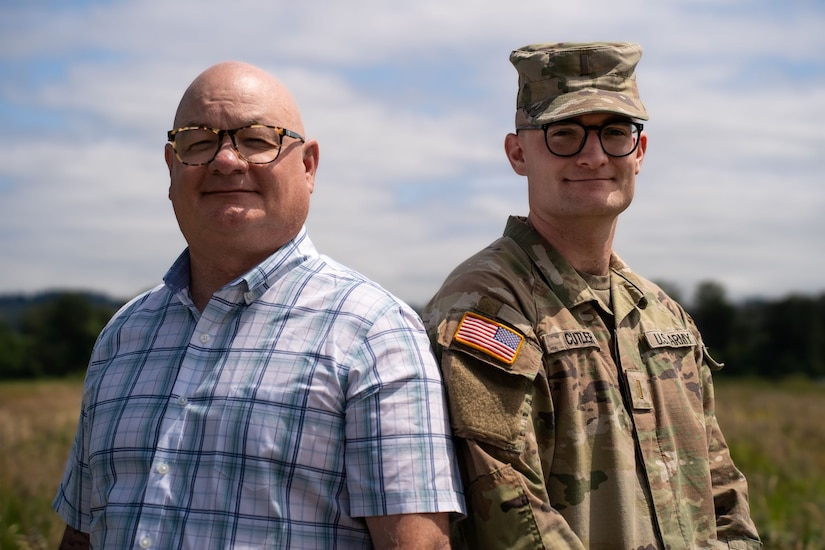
left=54, top=228, right=464, bottom=549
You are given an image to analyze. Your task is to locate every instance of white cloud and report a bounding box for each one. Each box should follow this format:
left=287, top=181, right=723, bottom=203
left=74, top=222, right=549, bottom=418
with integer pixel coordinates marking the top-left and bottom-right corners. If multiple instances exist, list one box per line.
left=0, top=0, right=823, bottom=305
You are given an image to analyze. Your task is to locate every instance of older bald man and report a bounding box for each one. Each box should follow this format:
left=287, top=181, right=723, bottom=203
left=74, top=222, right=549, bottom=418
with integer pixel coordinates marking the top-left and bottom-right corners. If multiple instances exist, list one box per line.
left=54, top=62, right=464, bottom=550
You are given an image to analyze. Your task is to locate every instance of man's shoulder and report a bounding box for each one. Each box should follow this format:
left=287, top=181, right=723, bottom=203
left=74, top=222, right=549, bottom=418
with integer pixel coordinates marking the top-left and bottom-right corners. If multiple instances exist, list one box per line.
left=107, top=283, right=175, bottom=324
left=422, top=236, right=536, bottom=334
left=440, top=236, right=531, bottom=292
left=626, top=270, right=692, bottom=321
left=86, top=285, right=179, bottom=353
left=611, top=255, right=690, bottom=311
left=295, top=254, right=416, bottom=317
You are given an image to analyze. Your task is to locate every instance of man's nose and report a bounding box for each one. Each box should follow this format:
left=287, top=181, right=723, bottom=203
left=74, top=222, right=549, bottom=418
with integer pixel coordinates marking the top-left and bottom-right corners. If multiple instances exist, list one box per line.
left=576, top=129, right=608, bottom=165
left=210, top=134, right=248, bottom=171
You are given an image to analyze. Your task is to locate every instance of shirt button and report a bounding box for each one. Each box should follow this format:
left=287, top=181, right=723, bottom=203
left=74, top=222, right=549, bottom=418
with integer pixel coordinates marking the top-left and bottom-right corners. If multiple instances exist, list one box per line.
left=199, top=333, right=210, bottom=344
left=245, top=291, right=255, bottom=301
left=139, top=536, right=152, bottom=548
left=156, top=462, right=170, bottom=475
left=177, top=395, right=188, bottom=406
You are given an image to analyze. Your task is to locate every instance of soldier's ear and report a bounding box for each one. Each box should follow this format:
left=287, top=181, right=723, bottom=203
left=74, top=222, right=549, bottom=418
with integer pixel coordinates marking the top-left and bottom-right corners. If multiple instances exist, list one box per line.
left=633, top=132, right=647, bottom=175
left=505, top=133, right=528, bottom=176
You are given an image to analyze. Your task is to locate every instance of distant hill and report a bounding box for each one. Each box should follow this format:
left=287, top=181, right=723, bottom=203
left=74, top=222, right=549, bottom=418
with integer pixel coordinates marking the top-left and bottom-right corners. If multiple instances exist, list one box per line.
left=0, top=290, right=126, bottom=329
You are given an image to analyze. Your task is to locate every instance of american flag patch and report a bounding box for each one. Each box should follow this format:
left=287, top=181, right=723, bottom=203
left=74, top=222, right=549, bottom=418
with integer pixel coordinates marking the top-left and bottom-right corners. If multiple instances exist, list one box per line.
left=454, top=312, right=524, bottom=365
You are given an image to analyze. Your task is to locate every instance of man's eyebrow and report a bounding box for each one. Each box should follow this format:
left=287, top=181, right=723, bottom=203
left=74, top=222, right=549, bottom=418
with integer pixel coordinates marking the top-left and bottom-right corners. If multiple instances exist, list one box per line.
left=558, top=115, right=633, bottom=123
left=175, top=121, right=207, bottom=128
left=176, top=119, right=269, bottom=129
left=604, top=116, right=634, bottom=123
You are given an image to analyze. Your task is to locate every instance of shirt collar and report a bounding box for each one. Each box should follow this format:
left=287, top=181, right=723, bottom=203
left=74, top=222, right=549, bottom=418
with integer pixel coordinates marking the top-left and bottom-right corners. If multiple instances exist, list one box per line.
left=163, top=226, right=319, bottom=305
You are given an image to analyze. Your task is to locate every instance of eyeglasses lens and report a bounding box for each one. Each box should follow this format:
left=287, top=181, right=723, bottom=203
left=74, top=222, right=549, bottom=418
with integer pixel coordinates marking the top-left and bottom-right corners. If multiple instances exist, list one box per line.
left=545, top=122, right=640, bottom=157
left=173, top=126, right=283, bottom=165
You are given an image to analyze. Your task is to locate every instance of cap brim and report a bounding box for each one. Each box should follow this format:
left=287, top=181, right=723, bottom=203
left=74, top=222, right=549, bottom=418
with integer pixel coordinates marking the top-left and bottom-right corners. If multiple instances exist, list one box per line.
left=525, top=89, right=649, bottom=125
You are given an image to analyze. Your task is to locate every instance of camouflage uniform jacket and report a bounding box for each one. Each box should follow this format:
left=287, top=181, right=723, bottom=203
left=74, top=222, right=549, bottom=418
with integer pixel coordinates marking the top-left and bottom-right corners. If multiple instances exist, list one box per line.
left=422, top=216, right=761, bottom=550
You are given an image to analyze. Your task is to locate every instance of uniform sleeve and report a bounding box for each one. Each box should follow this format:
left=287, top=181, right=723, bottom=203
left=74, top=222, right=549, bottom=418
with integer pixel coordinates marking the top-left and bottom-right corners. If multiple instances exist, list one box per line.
left=431, top=310, right=586, bottom=550
left=699, top=347, right=763, bottom=548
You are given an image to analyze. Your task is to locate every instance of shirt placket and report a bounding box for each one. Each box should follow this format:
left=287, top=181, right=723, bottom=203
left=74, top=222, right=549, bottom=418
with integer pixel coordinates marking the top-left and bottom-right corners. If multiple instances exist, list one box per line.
left=132, top=308, right=222, bottom=549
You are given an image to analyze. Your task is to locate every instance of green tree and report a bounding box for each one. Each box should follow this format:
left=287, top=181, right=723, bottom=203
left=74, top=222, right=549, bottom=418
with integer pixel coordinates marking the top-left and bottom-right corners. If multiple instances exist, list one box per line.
left=756, top=295, right=825, bottom=378
left=0, top=319, right=29, bottom=378
left=19, top=293, right=113, bottom=377
left=691, top=281, right=738, bottom=368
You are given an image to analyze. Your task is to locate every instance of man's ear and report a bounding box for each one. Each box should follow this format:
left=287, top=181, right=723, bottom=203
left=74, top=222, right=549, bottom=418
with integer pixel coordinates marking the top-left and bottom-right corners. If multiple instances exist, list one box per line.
left=634, top=132, right=647, bottom=175
left=165, top=143, right=174, bottom=175
left=504, top=133, right=528, bottom=176
left=165, top=144, right=174, bottom=199
left=302, top=139, right=320, bottom=194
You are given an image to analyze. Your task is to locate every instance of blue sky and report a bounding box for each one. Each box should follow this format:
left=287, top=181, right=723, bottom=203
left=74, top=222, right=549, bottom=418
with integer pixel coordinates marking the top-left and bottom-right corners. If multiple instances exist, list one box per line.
left=1, top=0, right=823, bottom=306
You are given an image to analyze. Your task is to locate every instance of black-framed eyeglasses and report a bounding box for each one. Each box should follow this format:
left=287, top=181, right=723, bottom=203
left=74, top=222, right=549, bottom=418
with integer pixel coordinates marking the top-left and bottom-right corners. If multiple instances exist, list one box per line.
left=517, top=120, right=643, bottom=158
left=167, top=124, right=305, bottom=166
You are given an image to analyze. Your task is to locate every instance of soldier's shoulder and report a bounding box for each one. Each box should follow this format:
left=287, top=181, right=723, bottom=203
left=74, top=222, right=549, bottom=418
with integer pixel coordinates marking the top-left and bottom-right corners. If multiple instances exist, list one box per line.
left=442, top=237, right=532, bottom=289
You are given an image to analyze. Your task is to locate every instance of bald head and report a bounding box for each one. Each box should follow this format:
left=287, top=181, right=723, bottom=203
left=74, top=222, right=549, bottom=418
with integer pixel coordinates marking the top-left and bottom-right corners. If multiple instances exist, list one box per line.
left=173, top=61, right=305, bottom=135
left=165, top=61, right=320, bottom=300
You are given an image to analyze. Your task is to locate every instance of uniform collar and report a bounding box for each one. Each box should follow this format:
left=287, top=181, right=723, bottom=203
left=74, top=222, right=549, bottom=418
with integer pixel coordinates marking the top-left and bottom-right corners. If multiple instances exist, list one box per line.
left=504, top=215, right=647, bottom=316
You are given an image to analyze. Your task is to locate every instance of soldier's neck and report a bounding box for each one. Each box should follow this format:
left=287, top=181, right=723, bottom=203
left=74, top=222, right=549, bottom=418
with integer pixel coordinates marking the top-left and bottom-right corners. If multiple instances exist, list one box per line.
left=527, top=214, right=616, bottom=276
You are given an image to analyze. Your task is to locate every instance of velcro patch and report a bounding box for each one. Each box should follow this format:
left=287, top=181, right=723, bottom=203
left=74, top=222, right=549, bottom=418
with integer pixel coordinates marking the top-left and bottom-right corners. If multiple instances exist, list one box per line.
left=626, top=370, right=653, bottom=411
left=454, top=312, right=524, bottom=365
left=644, top=330, right=697, bottom=349
left=542, top=329, right=600, bottom=354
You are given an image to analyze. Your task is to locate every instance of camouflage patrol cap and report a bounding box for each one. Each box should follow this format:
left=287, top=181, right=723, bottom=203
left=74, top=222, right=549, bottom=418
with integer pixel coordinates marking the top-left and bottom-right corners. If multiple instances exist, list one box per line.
left=510, top=42, right=649, bottom=125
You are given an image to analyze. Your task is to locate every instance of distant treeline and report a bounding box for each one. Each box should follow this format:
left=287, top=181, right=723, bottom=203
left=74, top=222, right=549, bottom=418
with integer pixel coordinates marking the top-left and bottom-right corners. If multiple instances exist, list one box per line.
left=0, top=291, right=124, bottom=379
left=680, top=281, right=824, bottom=379
left=0, top=283, right=823, bottom=380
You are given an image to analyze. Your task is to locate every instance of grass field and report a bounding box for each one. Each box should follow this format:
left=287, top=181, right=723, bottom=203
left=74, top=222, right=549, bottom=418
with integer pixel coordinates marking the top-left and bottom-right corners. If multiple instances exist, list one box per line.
left=0, top=379, right=81, bottom=550
left=1, top=377, right=823, bottom=548
left=714, top=377, right=825, bottom=549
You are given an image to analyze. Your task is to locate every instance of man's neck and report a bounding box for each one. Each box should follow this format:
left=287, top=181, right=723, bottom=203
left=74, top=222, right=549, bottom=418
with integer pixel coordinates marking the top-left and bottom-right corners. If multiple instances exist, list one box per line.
left=527, top=214, right=616, bottom=276
left=187, top=248, right=271, bottom=312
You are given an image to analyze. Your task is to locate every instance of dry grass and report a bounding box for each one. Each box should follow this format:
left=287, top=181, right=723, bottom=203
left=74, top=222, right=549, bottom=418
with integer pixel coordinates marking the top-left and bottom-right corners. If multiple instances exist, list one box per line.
left=0, top=379, right=81, bottom=549
left=1, top=377, right=822, bottom=548
left=715, top=377, right=825, bottom=549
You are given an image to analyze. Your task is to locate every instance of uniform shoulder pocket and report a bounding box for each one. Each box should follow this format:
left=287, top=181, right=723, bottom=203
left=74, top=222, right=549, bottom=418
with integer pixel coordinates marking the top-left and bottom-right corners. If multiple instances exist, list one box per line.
left=440, top=312, right=542, bottom=452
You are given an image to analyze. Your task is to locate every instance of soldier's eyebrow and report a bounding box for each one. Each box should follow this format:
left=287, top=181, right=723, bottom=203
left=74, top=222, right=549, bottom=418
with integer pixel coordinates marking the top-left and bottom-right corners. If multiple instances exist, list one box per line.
left=552, top=115, right=634, bottom=126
